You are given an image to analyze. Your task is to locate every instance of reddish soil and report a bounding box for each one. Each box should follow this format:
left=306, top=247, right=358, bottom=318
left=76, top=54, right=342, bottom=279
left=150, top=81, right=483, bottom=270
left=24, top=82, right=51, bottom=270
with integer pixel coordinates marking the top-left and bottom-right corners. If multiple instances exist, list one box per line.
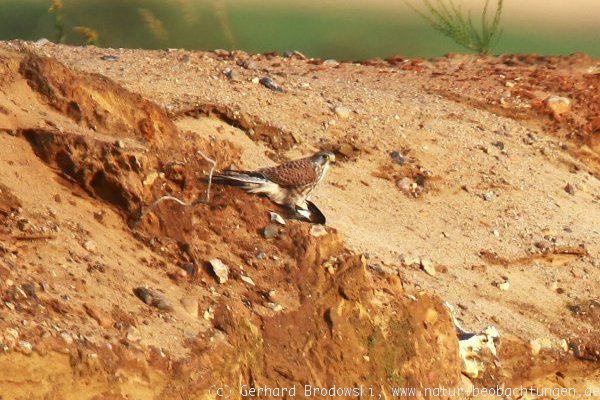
left=0, top=41, right=599, bottom=398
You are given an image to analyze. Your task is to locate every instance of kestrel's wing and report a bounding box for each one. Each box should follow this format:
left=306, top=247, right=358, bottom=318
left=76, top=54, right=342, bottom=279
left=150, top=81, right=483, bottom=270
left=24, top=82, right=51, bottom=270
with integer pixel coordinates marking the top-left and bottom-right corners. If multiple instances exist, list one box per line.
left=258, top=158, right=317, bottom=187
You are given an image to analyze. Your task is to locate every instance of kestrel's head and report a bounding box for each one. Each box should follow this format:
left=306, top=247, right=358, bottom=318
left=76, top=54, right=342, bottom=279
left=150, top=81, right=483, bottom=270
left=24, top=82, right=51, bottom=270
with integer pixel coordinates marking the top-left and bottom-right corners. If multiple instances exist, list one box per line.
left=312, top=151, right=336, bottom=166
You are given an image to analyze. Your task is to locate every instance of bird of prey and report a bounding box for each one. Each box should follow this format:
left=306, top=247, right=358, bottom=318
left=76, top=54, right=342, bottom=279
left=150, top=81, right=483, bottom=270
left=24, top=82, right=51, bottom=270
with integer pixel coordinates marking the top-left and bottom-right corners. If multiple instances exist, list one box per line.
left=213, top=151, right=335, bottom=222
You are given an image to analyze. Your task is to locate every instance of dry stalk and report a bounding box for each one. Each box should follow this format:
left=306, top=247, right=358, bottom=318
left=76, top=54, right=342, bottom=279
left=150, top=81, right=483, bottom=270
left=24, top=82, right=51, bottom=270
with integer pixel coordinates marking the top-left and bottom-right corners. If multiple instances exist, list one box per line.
left=136, top=150, right=216, bottom=224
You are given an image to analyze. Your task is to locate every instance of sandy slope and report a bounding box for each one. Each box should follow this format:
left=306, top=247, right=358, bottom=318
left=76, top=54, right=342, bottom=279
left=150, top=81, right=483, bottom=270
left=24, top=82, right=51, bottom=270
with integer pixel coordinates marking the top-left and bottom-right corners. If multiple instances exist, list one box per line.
left=0, top=40, right=599, bottom=398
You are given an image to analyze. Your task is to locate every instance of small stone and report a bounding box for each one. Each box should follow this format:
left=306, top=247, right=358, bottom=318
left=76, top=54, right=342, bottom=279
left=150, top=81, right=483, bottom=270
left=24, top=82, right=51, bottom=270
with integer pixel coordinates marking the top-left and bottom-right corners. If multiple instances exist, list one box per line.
left=133, top=287, right=173, bottom=311
left=4, top=328, right=19, bottom=345
left=222, top=67, right=234, bottom=80
left=535, top=240, right=552, bottom=252
left=564, top=183, right=575, bottom=195
left=18, top=340, right=32, bottom=354
left=267, top=302, right=283, bottom=312
left=269, top=212, right=286, bottom=225
left=420, top=259, right=436, bottom=276
left=143, top=172, right=159, bottom=186
left=180, top=298, right=199, bottom=317
left=263, top=224, right=279, bottom=239
left=240, top=275, right=255, bottom=286
left=389, top=151, right=405, bottom=165
left=17, top=219, right=30, bottom=231
left=83, top=240, right=96, bottom=252
left=322, top=59, right=340, bottom=67
left=259, top=76, right=284, bottom=93
left=491, top=141, right=505, bottom=150
left=545, top=96, right=571, bottom=119
left=499, top=281, right=510, bottom=291
left=100, top=55, right=119, bottom=61
left=267, top=290, right=279, bottom=302
left=126, top=327, right=141, bottom=342
left=333, top=106, right=351, bottom=119
left=530, top=337, right=552, bottom=355
left=209, top=258, right=229, bottom=284
left=309, top=225, right=328, bottom=238
left=251, top=77, right=260, bottom=84
left=203, top=307, right=214, bottom=320
left=240, top=59, right=258, bottom=70
left=23, top=283, right=37, bottom=299
left=60, top=331, right=73, bottom=344
left=483, top=192, right=494, bottom=201
left=35, top=38, right=51, bottom=46
left=396, top=177, right=412, bottom=194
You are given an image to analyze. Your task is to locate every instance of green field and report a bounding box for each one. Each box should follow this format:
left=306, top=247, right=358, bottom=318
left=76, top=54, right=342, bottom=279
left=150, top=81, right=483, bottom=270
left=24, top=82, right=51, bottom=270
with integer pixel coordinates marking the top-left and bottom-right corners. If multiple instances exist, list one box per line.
left=1, top=0, right=598, bottom=59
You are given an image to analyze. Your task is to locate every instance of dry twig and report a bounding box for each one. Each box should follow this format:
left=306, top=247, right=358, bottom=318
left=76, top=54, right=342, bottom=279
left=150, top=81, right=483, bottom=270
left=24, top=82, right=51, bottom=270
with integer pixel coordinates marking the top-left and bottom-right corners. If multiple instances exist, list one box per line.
left=135, top=150, right=216, bottom=225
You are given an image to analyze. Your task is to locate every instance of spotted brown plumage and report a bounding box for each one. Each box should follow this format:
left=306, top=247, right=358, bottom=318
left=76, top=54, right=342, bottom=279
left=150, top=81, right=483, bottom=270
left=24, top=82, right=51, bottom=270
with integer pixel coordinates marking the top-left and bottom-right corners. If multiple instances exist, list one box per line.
left=213, top=151, right=335, bottom=213
left=259, top=158, right=318, bottom=187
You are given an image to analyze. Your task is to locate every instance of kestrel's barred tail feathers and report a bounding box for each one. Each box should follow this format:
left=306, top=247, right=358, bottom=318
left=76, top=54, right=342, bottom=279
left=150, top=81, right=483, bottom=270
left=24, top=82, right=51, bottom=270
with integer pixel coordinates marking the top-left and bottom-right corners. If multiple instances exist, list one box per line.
left=212, top=170, right=268, bottom=186
left=212, top=170, right=288, bottom=204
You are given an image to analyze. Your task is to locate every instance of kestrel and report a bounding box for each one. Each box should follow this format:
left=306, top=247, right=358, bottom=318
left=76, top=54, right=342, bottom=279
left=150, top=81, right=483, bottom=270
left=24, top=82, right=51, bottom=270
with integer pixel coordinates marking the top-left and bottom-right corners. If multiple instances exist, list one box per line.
left=214, top=151, right=335, bottom=221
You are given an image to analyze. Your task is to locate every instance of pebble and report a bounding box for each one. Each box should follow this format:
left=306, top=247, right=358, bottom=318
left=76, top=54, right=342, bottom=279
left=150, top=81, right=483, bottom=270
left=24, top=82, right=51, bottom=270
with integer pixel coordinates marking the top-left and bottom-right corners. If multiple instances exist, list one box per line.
left=240, top=275, right=255, bottom=286
left=499, top=281, right=510, bottom=291
left=60, top=331, right=73, bottom=344
left=396, top=177, right=412, bottom=194
left=259, top=76, right=284, bottom=93
left=535, top=240, right=552, bottom=252
left=389, top=151, right=406, bottom=165
left=491, top=141, right=505, bottom=150
left=263, top=224, right=279, bottom=239
left=267, top=302, right=283, bottom=312
left=530, top=337, right=553, bottom=355
left=309, top=225, right=328, bottom=238
left=322, top=59, right=340, bottom=67
left=420, top=258, right=436, bottom=276
left=133, top=287, right=174, bottom=311
left=564, top=183, right=575, bottom=195
left=240, top=59, right=258, bottom=70
left=126, top=327, right=141, bottom=342
left=143, top=172, right=159, bottom=186
left=545, top=96, right=571, bottom=118
left=18, top=340, right=32, bottom=354
left=100, top=55, right=119, bottom=61
left=180, top=298, right=199, bottom=317
left=334, top=106, right=351, bottom=119
left=222, top=68, right=234, bottom=80
left=269, top=212, right=286, bottom=225
left=82, top=240, right=96, bottom=252
left=483, top=192, right=494, bottom=201
left=4, top=328, right=19, bottom=345
left=203, top=307, right=214, bottom=321
left=209, top=258, right=229, bottom=284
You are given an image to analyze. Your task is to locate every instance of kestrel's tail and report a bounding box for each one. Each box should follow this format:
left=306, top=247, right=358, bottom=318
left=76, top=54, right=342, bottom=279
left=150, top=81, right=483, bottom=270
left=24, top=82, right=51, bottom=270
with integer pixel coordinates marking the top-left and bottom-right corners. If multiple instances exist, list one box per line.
left=212, top=170, right=269, bottom=190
